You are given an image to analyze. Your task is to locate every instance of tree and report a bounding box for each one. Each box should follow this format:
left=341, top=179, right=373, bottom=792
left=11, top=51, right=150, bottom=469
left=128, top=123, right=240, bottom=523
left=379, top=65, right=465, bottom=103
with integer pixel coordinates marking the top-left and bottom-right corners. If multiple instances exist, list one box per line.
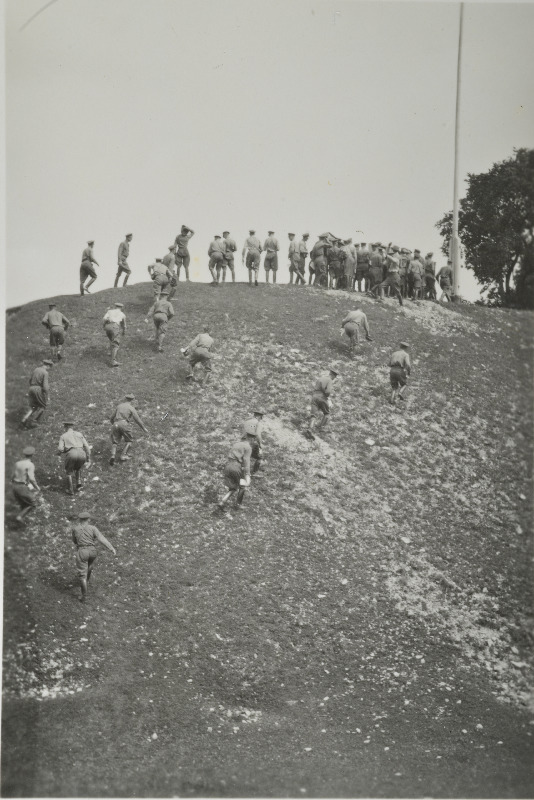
left=436, top=149, right=534, bottom=307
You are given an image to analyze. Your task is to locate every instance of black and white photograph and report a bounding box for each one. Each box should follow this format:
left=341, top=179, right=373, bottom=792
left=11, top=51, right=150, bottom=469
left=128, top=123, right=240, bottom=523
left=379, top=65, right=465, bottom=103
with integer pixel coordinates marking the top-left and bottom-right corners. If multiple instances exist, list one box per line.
left=2, top=0, right=534, bottom=796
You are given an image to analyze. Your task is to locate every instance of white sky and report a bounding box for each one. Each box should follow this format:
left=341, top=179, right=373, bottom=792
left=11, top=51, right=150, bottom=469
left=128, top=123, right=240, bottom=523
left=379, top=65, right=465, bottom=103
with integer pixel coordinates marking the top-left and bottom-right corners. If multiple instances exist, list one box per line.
left=4, top=0, right=534, bottom=305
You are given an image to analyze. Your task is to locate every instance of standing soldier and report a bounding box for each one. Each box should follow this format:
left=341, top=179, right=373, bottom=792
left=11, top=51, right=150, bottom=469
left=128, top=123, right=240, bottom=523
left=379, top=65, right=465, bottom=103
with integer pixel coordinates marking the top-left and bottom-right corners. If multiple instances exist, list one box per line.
left=57, top=421, right=92, bottom=495
left=242, top=409, right=265, bottom=475
left=115, top=233, right=133, bottom=288
left=69, top=511, right=116, bottom=603
left=389, top=342, right=411, bottom=405
left=21, top=359, right=53, bottom=428
left=306, top=364, right=340, bottom=439
left=103, top=302, right=126, bottom=367
left=407, top=251, right=424, bottom=300
left=182, top=325, right=214, bottom=383
left=208, top=235, right=226, bottom=284
left=11, top=446, right=41, bottom=523
left=218, top=433, right=255, bottom=510
left=263, top=231, right=279, bottom=283
left=148, top=258, right=173, bottom=300
left=369, top=243, right=384, bottom=293
left=370, top=245, right=404, bottom=305
left=327, top=239, right=343, bottom=289
left=163, top=245, right=178, bottom=300
left=341, top=305, right=373, bottom=356
left=174, top=225, right=194, bottom=281
left=288, top=233, right=300, bottom=284
left=310, top=234, right=330, bottom=287
left=355, top=242, right=371, bottom=293
left=424, top=252, right=437, bottom=300
left=109, top=394, right=149, bottom=465
left=41, top=303, right=70, bottom=361
left=242, top=230, right=262, bottom=286
left=399, top=248, right=411, bottom=298
left=79, top=239, right=99, bottom=296
left=222, top=231, right=237, bottom=282
left=298, top=233, right=310, bottom=282
left=341, top=239, right=357, bottom=291
left=145, top=290, right=174, bottom=352
left=436, top=260, right=454, bottom=302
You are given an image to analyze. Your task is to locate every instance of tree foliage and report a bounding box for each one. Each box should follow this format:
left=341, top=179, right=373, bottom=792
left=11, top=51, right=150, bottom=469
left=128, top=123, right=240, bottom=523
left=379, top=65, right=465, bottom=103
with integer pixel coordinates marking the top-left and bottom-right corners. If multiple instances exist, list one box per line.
left=436, top=149, right=534, bottom=307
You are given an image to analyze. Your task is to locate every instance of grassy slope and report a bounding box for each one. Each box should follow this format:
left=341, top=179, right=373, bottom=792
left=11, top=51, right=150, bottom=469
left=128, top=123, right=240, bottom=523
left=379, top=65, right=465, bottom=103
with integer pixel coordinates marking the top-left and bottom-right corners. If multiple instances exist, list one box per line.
left=2, top=282, right=534, bottom=798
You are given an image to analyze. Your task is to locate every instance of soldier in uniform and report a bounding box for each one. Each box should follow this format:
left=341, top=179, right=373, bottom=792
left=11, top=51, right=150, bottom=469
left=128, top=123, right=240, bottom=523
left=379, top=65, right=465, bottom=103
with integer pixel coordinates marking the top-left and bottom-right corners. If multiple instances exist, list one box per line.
left=327, top=239, right=344, bottom=289
left=408, top=251, right=425, bottom=300
left=115, top=233, right=133, bottom=288
left=310, top=234, right=330, bottom=287
left=41, top=303, right=70, bottom=361
left=242, top=409, right=265, bottom=475
left=103, top=302, right=126, bottom=367
left=288, top=233, right=305, bottom=285
left=298, top=233, right=310, bottom=281
left=424, top=252, right=437, bottom=300
left=11, top=446, right=41, bottom=523
left=341, top=239, right=357, bottom=291
left=79, top=240, right=99, bottom=296
left=369, top=245, right=404, bottom=305
left=222, top=231, right=237, bottom=282
left=148, top=258, right=173, bottom=300
left=399, top=249, right=411, bottom=298
left=218, top=433, right=255, bottom=510
left=389, top=342, right=411, bottom=405
left=437, top=260, right=454, bottom=302
left=69, top=511, right=116, bottom=603
left=174, top=225, right=194, bottom=281
left=163, top=245, right=178, bottom=300
left=369, top=243, right=384, bottom=292
left=306, top=364, right=340, bottom=438
left=355, top=242, right=371, bottom=292
left=21, top=359, right=53, bottom=428
left=208, top=235, right=226, bottom=284
left=109, top=394, right=149, bottom=465
left=146, top=290, right=174, bottom=352
left=242, top=230, right=262, bottom=286
left=183, top=325, right=214, bottom=382
left=263, top=231, right=279, bottom=283
left=57, top=421, right=92, bottom=495
left=341, top=305, right=372, bottom=356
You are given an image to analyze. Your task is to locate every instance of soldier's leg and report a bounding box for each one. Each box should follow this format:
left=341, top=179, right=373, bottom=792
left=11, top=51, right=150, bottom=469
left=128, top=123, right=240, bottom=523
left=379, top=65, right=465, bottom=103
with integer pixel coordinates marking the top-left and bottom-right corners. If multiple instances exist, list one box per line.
left=110, top=341, right=119, bottom=363
left=272, top=270, right=277, bottom=284
left=184, top=254, right=191, bottom=281
left=67, top=474, right=74, bottom=495
left=209, top=263, right=217, bottom=283
left=109, top=444, right=117, bottom=465
left=265, top=269, right=270, bottom=283
left=158, top=331, right=165, bottom=351
left=75, top=468, right=83, bottom=490
left=229, top=264, right=235, bottom=282
left=120, top=443, right=131, bottom=461
left=219, top=489, right=235, bottom=509
left=87, top=556, right=96, bottom=582
left=235, top=488, right=246, bottom=506
left=114, top=271, right=120, bottom=288
left=221, top=265, right=227, bottom=282
left=289, top=270, right=294, bottom=284
left=122, top=267, right=131, bottom=287
left=86, top=276, right=96, bottom=291
left=79, top=578, right=88, bottom=601
left=16, top=505, right=35, bottom=523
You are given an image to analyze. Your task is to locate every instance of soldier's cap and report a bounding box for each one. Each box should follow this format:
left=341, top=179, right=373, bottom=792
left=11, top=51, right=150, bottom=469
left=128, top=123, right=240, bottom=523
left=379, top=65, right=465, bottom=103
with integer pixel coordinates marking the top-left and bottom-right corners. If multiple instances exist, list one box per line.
left=114, top=302, right=124, bottom=308
left=414, top=249, right=421, bottom=253
left=42, top=359, right=53, bottom=366
left=391, top=245, right=400, bottom=252
left=168, top=244, right=175, bottom=249
left=361, top=241, right=367, bottom=245
left=87, top=239, right=94, bottom=245
left=222, top=230, right=230, bottom=235
left=78, top=511, right=91, bottom=519
left=63, top=420, right=75, bottom=426
left=344, top=238, right=352, bottom=244
left=23, top=446, right=35, bottom=456
left=400, top=342, right=410, bottom=348
left=214, top=234, right=221, bottom=238
left=48, top=302, right=57, bottom=307
left=125, top=393, right=135, bottom=400
left=288, top=232, right=295, bottom=237
left=328, top=363, right=340, bottom=375
left=426, top=252, right=434, bottom=257
left=155, top=258, right=162, bottom=262
left=181, top=225, right=189, bottom=231
left=318, top=232, right=329, bottom=238
left=253, top=409, right=265, bottom=416
left=126, top=233, right=133, bottom=237
left=302, top=232, right=310, bottom=237
left=249, top=229, right=256, bottom=234
left=372, top=242, right=380, bottom=247
left=268, top=230, right=275, bottom=234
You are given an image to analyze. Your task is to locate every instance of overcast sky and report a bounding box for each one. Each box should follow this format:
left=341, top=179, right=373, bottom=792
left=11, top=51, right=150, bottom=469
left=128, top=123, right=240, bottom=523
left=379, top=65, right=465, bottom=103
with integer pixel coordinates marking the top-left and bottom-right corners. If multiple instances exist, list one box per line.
left=4, top=0, right=534, bottom=306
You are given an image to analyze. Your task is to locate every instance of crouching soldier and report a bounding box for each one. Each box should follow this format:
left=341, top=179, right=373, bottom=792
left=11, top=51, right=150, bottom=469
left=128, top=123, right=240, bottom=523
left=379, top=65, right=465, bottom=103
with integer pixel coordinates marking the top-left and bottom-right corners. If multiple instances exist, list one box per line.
left=218, top=432, right=255, bottom=510
left=341, top=305, right=372, bottom=356
left=146, top=290, right=174, bottom=352
left=242, top=409, right=265, bottom=475
left=41, top=303, right=70, bottom=361
left=21, top=359, right=53, bottom=428
left=306, top=364, right=340, bottom=439
left=11, top=446, right=41, bottom=523
left=182, top=325, right=214, bottom=383
left=389, top=342, right=411, bottom=405
left=109, top=394, right=149, bottom=465
left=57, top=421, right=92, bottom=495
left=69, top=511, right=116, bottom=603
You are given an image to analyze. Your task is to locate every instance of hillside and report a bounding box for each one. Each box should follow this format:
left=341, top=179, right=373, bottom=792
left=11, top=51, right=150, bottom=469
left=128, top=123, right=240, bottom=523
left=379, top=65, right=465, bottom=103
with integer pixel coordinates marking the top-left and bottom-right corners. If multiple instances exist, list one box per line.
left=3, top=282, right=534, bottom=798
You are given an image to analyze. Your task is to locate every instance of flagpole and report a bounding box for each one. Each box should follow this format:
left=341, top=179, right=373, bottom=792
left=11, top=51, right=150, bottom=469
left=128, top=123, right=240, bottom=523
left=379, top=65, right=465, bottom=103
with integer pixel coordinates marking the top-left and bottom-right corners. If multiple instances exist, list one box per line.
left=451, top=2, right=464, bottom=297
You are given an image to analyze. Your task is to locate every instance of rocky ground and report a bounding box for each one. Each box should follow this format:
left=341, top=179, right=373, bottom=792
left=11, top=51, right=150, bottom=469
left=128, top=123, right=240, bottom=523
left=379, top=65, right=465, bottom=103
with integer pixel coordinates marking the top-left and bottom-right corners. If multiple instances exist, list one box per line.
left=3, top=281, right=534, bottom=797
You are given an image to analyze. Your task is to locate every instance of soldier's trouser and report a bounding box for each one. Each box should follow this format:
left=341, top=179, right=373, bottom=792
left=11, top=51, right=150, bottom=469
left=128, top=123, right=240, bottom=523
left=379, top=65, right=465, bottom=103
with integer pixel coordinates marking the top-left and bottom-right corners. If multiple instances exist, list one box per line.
left=209, top=252, right=224, bottom=281
left=224, top=257, right=235, bottom=282
left=188, top=348, right=212, bottom=376
left=246, top=252, right=261, bottom=282
left=154, top=313, right=168, bottom=347
left=176, top=253, right=190, bottom=279
left=105, top=322, right=121, bottom=361
left=264, top=253, right=278, bottom=281
left=114, top=263, right=131, bottom=287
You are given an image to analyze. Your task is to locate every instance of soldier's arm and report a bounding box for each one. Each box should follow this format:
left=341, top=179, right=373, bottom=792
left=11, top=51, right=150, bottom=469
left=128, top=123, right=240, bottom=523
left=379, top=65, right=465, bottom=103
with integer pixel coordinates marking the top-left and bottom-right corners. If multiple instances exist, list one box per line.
left=91, top=254, right=99, bottom=265
left=57, top=435, right=65, bottom=455
left=131, top=408, right=148, bottom=434
left=26, top=462, right=40, bottom=492
left=120, top=315, right=126, bottom=334
left=62, top=315, right=70, bottom=329
left=81, top=436, right=92, bottom=460
left=243, top=446, right=251, bottom=478
left=41, top=314, right=49, bottom=328
left=167, top=304, right=175, bottom=319
left=71, top=528, right=77, bottom=544
left=146, top=303, right=156, bottom=318
left=42, top=372, right=50, bottom=393
left=94, top=528, right=117, bottom=555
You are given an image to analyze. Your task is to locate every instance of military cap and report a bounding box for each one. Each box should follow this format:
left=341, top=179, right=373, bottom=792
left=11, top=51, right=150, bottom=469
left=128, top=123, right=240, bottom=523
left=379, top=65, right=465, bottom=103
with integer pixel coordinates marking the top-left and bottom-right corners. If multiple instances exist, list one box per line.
left=155, top=258, right=162, bottom=262
left=328, top=363, right=341, bottom=375
left=42, top=359, right=53, bottom=366
left=345, top=238, right=353, bottom=244
left=181, top=224, right=189, bottom=231
left=168, top=244, right=175, bottom=250
left=125, top=393, right=135, bottom=400
left=414, top=249, right=421, bottom=254
left=214, top=234, right=221, bottom=239
left=318, top=232, right=329, bottom=238
left=48, top=303, right=57, bottom=308
left=126, top=232, right=133, bottom=237
left=23, top=446, right=35, bottom=456
left=253, top=409, right=265, bottom=416
left=400, top=248, right=409, bottom=254
left=78, top=511, right=91, bottom=519
left=426, top=252, right=434, bottom=257
left=288, top=232, right=295, bottom=237
left=372, top=242, right=380, bottom=247
left=87, top=239, right=95, bottom=245
left=114, top=302, right=124, bottom=308
left=361, top=241, right=367, bottom=245
left=302, top=232, right=310, bottom=238
left=268, top=230, right=275, bottom=234
left=404, top=249, right=413, bottom=255
left=249, top=229, right=256, bottom=234
left=400, top=342, right=410, bottom=348
left=222, top=230, right=230, bottom=235
left=391, top=245, right=400, bottom=252
left=63, top=420, right=75, bottom=426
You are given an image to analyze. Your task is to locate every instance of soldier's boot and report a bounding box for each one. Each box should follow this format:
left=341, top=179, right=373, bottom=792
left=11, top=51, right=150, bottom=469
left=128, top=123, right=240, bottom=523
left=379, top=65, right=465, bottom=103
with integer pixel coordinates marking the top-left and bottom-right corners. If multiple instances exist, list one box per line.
left=222, top=267, right=227, bottom=283
left=272, top=272, right=277, bottom=284
left=251, top=458, right=262, bottom=475
left=265, top=272, right=270, bottom=284
left=16, top=506, right=34, bottom=523
left=230, top=268, right=235, bottom=283
left=110, top=343, right=119, bottom=365
left=158, top=332, right=165, bottom=352
left=120, top=443, right=131, bottom=462
left=50, top=347, right=56, bottom=361
left=80, top=579, right=88, bottom=602
left=185, top=266, right=190, bottom=282
left=67, top=476, right=74, bottom=496
left=86, top=277, right=96, bottom=292
left=289, top=273, right=294, bottom=285
left=236, top=488, right=245, bottom=506
left=80, top=282, right=85, bottom=296
left=109, top=445, right=117, bottom=466
left=33, top=408, right=45, bottom=422
left=57, top=346, right=63, bottom=360
left=218, top=490, right=233, bottom=510
left=21, top=410, right=33, bottom=427
left=248, top=270, right=253, bottom=286
left=75, top=470, right=83, bottom=490
left=123, top=274, right=129, bottom=287
left=114, top=273, right=120, bottom=288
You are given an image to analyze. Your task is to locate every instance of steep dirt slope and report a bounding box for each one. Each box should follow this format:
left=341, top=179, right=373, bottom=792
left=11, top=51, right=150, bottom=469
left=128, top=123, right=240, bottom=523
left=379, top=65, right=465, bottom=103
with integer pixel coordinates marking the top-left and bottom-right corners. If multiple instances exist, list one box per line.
left=3, top=282, right=534, bottom=797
